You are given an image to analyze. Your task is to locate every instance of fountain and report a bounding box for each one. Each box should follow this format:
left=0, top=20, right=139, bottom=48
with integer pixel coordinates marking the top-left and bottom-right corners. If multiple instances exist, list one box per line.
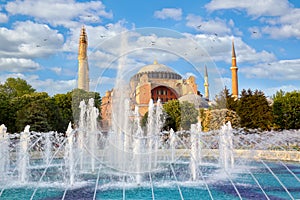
left=219, top=121, right=234, bottom=170
left=0, top=98, right=299, bottom=199
left=0, top=124, right=9, bottom=181
left=18, top=125, right=30, bottom=183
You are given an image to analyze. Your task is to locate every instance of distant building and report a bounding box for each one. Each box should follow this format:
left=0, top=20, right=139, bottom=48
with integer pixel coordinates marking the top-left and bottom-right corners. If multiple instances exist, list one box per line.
left=75, top=28, right=239, bottom=129
left=100, top=60, right=209, bottom=129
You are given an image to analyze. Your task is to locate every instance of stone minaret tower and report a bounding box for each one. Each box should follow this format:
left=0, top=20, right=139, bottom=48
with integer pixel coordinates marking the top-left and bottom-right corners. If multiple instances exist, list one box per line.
left=231, top=40, right=238, bottom=99
left=204, top=65, right=209, bottom=101
left=78, top=26, right=89, bottom=91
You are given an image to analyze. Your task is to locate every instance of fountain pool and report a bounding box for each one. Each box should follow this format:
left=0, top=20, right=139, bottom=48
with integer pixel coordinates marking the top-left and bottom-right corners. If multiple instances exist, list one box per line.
left=0, top=160, right=299, bottom=199
left=0, top=99, right=299, bottom=200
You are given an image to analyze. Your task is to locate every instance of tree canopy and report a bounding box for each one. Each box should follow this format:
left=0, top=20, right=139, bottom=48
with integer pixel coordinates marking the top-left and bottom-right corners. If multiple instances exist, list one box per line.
left=163, top=100, right=198, bottom=131
left=0, top=77, right=35, bottom=98
left=272, top=90, right=300, bottom=129
left=236, top=89, right=273, bottom=130
left=0, top=77, right=298, bottom=133
left=0, top=78, right=101, bottom=133
left=212, top=87, right=237, bottom=111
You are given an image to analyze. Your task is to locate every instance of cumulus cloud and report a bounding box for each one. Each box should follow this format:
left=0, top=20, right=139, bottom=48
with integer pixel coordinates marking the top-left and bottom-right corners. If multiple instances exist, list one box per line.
left=50, top=67, right=62, bottom=75
left=0, top=12, right=8, bottom=23
left=186, top=14, right=232, bottom=35
left=262, top=24, right=300, bottom=39
left=183, top=72, right=197, bottom=79
left=248, top=27, right=262, bottom=39
left=214, top=77, right=231, bottom=89
left=5, top=0, right=113, bottom=28
left=154, top=8, right=182, bottom=21
left=185, top=33, right=275, bottom=64
left=205, top=0, right=290, bottom=17
left=205, top=0, right=300, bottom=39
left=240, top=59, right=300, bottom=80
left=0, top=21, right=64, bottom=59
left=0, top=58, right=41, bottom=72
left=264, top=85, right=299, bottom=97
left=63, top=20, right=128, bottom=53
left=72, top=28, right=276, bottom=75
left=0, top=73, right=76, bottom=95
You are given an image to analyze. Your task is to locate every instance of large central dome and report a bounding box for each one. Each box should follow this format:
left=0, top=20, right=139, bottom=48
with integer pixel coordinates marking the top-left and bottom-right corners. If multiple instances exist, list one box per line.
left=132, top=61, right=182, bottom=80
left=138, top=60, right=176, bottom=74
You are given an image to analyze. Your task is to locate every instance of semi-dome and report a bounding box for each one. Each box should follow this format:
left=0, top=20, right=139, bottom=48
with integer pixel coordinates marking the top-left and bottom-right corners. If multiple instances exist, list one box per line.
left=132, top=60, right=182, bottom=80
left=179, top=93, right=209, bottom=108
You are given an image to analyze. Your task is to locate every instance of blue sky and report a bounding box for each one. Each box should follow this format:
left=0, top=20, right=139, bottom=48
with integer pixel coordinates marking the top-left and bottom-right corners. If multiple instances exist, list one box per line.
left=0, top=0, right=299, bottom=99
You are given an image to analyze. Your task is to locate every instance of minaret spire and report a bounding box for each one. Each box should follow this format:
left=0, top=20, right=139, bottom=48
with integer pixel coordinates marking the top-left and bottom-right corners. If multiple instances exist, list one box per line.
left=231, top=39, right=238, bottom=99
left=78, top=26, right=89, bottom=91
left=204, top=65, right=209, bottom=101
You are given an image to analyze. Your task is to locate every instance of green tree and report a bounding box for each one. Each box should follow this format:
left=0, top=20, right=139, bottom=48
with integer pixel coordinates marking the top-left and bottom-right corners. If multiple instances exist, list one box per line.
left=212, top=87, right=237, bottom=110
left=0, top=77, right=35, bottom=98
left=16, top=101, right=51, bottom=132
left=14, top=92, right=63, bottom=132
left=273, top=90, right=300, bottom=129
left=163, top=100, right=198, bottom=131
left=0, top=92, right=9, bottom=126
left=71, top=89, right=101, bottom=125
left=0, top=78, right=36, bottom=132
left=53, top=92, right=73, bottom=131
left=180, top=101, right=198, bottom=130
left=163, top=100, right=181, bottom=131
left=236, top=89, right=273, bottom=130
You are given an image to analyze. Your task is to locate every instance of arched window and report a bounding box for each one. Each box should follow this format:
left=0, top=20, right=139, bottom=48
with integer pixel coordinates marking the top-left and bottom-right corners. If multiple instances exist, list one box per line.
left=151, top=86, right=178, bottom=103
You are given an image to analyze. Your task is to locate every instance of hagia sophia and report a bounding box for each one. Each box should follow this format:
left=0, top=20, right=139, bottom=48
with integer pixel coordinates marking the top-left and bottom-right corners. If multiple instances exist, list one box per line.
left=77, top=27, right=238, bottom=129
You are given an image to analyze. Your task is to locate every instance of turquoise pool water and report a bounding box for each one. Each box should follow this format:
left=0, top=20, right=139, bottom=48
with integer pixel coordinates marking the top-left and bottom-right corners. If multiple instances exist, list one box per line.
left=1, top=160, right=299, bottom=200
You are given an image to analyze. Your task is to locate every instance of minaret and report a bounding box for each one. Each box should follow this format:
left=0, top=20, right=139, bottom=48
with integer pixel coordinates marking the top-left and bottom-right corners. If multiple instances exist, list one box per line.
left=231, top=40, right=238, bottom=99
left=78, top=26, right=89, bottom=91
left=204, top=65, right=209, bottom=101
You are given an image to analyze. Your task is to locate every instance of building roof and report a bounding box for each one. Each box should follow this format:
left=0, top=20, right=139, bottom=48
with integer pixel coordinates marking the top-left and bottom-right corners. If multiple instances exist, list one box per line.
left=137, top=61, right=176, bottom=74
left=178, top=93, right=209, bottom=108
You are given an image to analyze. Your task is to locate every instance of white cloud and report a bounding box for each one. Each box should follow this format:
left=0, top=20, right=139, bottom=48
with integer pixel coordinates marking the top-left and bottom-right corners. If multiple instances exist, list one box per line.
left=33, top=78, right=77, bottom=95
left=185, top=34, right=275, bottom=64
left=183, top=72, right=197, bottom=79
left=0, top=21, right=64, bottom=59
left=260, top=7, right=300, bottom=39
left=5, top=0, right=113, bottom=28
left=0, top=73, right=76, bottom=95
left=240, top=59, right=300, bottom=80
left=186, top=14, right=231, bottom=35
left=63, top=20, right=128, bottom=53
left=154, top=8, right=182, bottom=21
left=264, top=85, right=299, bottom=97
left=265, top=10, right=300, bottom=38
left=213, top=77, right=231, bottom=92
left=88, top=29, right=275, bottom=71
left=50, top=67, right=62, bottom=75
left=280, top=8, right=300, bottom=24
left=0, top=12, right=8, bottom=23
left=262, top=24, right=300, bottom=39
left=205, top=0, right=300, bottom=39
left=205, top=0, right=290, bottom=17
left=0, top=58, right=41, bottom=72
left=248, top=27, right=262, bottom=39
